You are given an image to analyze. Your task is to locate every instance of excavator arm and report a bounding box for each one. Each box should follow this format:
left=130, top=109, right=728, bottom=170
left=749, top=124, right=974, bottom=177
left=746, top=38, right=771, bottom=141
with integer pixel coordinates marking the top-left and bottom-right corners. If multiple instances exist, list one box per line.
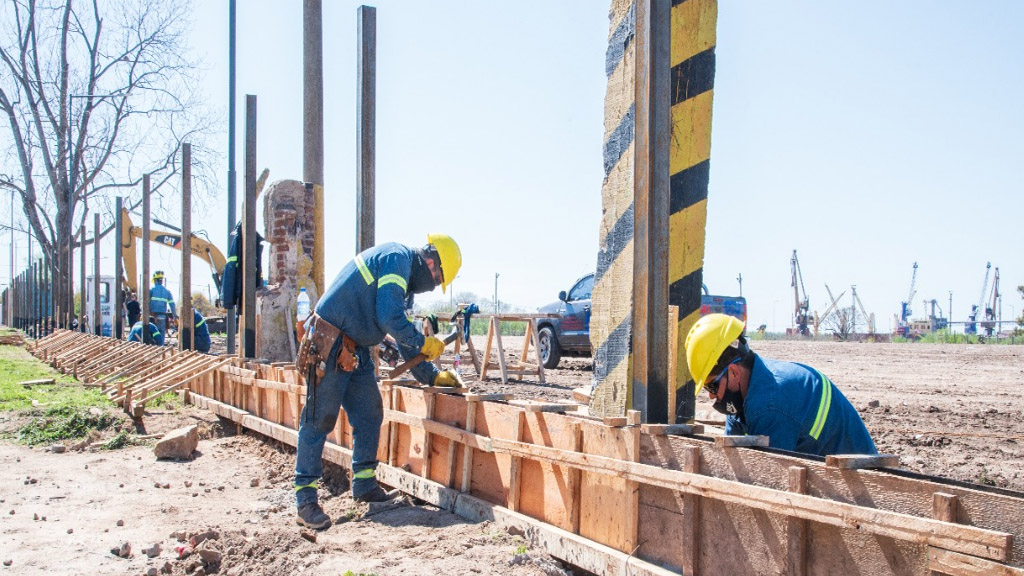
left=120, top=207, right=227, bottom=297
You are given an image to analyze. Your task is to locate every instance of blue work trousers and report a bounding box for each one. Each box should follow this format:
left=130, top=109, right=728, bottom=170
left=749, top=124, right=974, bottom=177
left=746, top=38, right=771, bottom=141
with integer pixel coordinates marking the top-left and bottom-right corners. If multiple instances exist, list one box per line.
left=294, top=345, right=383, bottom=506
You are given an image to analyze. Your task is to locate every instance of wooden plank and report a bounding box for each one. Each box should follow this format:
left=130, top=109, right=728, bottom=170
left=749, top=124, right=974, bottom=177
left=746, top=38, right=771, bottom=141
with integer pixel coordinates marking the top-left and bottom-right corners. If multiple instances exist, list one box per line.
left=603, top=417, right=628, bottom=427
left=493, top=317, right=508, bottom=384
left=461, top=399, right=477, bottom=493
left=530, top=318, right=546, bottom=384
left=929, top=547, right=1024, bottom=576
left=421, top=392, right=436, bottom=479
left=567, top=422, right=583, bottom=534
left=715, top=435, right=769, bottom=448
left=625, top=413, right=640, bottom=554
left=826, top=454, right=900, bottom=470
left=786, top=466, right=808, bottom=576
left=579, top=421, right=633, bottom=553
left=479, top=317, right=495, bottom=381
left=507, top=400, right=579, bottom=413
left=934, top=492, right=958, bottom=523
left=681, top=445, right=700, bottom=576
left=508, top=410, right=524, bottom=511
left=19, top=378, right=55, bottom=387
left=463, top=393, right=514, bottom=403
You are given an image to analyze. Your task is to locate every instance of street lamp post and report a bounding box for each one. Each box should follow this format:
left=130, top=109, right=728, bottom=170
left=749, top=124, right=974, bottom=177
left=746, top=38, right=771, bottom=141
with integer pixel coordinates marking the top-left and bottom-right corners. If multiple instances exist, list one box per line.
left=494, top=273, right=500, bottom=315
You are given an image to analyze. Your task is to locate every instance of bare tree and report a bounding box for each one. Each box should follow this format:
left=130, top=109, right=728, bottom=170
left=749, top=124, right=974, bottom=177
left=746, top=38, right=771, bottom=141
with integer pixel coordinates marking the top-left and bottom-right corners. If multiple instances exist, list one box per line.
left=0, top=0, right=216, bottom=320
left=820, top=307, right=854, bottom=341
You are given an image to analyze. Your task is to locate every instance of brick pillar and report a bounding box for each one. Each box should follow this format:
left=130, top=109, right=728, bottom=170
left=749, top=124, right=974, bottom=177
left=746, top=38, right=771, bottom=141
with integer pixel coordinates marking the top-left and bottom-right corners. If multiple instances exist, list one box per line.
left=256, top=179, right=317, bottom=361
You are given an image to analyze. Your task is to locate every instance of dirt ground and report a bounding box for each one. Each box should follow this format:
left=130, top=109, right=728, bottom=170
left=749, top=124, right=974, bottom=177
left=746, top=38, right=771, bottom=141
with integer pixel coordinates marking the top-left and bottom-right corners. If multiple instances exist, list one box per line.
left=2, top=337, right=1023, bottom=574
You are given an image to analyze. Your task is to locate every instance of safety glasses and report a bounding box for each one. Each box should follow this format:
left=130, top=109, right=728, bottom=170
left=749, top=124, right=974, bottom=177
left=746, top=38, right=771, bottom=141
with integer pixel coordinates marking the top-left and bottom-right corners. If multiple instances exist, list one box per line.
left=704, top=357, right=741, bottom=396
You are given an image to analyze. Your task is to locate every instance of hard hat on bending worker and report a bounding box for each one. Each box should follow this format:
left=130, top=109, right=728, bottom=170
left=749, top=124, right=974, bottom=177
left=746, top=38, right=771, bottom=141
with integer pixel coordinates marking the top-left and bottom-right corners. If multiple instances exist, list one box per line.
left=683, top=313, right=878, bottom=457
left=425, top=233, right=461, bottom=293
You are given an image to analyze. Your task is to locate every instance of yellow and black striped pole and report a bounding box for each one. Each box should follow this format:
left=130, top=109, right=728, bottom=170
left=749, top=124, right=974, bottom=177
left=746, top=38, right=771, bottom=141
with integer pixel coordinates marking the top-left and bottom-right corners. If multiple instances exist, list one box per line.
left=590, top=0, right=716, bottom=421
left=667, top=0, right=716, bottom=421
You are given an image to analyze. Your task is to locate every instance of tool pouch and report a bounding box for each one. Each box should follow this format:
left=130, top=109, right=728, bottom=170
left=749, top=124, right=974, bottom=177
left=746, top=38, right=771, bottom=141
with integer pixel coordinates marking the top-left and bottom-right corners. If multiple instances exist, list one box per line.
left=336, top=334, right=359, bottom=372
left=296, top=313, right=343, bottom=381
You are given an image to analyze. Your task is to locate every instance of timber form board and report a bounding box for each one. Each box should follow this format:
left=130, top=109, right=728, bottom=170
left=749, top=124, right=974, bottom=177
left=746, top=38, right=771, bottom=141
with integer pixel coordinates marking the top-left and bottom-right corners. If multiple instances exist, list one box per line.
left=27, top=330, right=1024, bottom=576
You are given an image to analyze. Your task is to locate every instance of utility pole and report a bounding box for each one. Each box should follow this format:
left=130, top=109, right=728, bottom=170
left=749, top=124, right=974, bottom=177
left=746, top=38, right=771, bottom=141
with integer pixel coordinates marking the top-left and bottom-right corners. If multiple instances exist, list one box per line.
left=241, top=95, right=258, bottom=358
left=93, top=212, right=100, bottom=335
left=494, top=273, right=499, bottom=315
left=737, top=273, right=743, bottom=297
left=114, top=197, right=124, bottom=339
left=305, top=0, right=326, bottom=297
left=180, top=143, right=193, bottom=351
left=355, top=5, right=376, bottom=255
left=226, top=0, right=238, bottom=355
left=141, top=175, right=152, bottom=344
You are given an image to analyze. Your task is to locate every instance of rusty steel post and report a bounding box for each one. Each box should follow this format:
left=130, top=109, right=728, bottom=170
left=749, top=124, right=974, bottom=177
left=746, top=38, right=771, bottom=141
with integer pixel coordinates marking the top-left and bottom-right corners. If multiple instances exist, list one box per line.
left=114, top=196, right=124, bottom=339
left=180, top=143, right=193, bottom=351
left=241, top=95, right=258, bottom=359
left=356, top=5, right=376, bottom=253
left=93, top=212, right=101, bottom=335
left=631, top=0, right=671, bottom=423
left=141, top=175, right=152, bottom=344
left=304, top=0, right=326, bottom=296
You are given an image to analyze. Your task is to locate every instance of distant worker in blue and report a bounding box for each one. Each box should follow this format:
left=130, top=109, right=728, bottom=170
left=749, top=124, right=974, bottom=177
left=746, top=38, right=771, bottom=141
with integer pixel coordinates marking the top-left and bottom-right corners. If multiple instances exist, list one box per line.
left=293, top=234, right=463, bottom=530
left=190, top=308, right=211, bottom=354
left=149, top=271, right=176, bottom=335
left=685, top=314, right=877, bottom=457
left=128, top=316, right=164, bottom=346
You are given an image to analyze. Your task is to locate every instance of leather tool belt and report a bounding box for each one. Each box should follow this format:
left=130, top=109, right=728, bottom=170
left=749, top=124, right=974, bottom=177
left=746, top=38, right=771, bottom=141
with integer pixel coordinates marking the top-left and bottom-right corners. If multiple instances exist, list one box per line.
left=296, top=313, right=359, bottom=380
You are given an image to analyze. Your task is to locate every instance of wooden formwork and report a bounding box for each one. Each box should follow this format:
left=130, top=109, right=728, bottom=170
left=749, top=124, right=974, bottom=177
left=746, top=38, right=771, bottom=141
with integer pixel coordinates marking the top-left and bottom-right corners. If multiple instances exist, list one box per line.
left=27, top=331, right=1024, bottom=575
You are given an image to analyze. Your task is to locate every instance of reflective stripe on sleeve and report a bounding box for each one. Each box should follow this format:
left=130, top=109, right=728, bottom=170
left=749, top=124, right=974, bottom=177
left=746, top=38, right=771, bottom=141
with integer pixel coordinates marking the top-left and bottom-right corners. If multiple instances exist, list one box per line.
left=227, top=256, right=238, bottom=263
left=195, top=317, right=206, bottom=328
left=354, top=255, right=374, bottom=285
left=809, top=371, right=833, bottom=440
left=377, top=274, right=407, bottom=292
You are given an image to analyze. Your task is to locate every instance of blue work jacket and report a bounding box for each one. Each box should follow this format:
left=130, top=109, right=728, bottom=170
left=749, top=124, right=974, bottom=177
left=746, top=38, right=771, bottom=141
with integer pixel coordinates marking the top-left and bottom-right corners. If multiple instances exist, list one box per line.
left=315, top=243, right=439, bottom=385
left=128, top=321, right=165, bottom=346
left=725, top=356, right=877, bottom=456
left=150, top=283, right=176, bottom=316
left=193, top=309, right=211, bottom=353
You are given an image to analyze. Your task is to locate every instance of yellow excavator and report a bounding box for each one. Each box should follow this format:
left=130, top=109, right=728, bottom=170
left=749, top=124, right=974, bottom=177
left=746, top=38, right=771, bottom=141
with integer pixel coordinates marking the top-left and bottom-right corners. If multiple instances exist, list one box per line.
left=119, top=207, right=227, bottom=298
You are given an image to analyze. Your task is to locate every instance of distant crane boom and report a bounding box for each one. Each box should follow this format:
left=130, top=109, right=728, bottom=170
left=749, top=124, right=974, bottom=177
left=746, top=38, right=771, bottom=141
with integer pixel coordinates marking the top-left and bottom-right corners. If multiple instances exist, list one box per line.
left=790, top=250, right=811, bottom=335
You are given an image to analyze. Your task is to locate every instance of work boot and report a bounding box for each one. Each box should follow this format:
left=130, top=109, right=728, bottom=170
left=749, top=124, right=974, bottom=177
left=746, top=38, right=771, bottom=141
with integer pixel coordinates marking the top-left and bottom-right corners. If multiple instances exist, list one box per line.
left=353, top=485, right=393, bottom=503
left=295, top=502, right=331, bottom=530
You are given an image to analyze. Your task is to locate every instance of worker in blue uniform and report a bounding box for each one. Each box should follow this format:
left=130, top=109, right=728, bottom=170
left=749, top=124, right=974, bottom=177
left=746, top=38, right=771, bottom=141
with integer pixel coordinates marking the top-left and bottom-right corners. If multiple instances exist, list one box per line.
left=685, top=314, right=877, bottom=456
left=149, top=271, right=176, bottom=335
left=191, top=309, right=211, bottom=354
left=128, top=316, right=165, bottom=346
left=294, top=234, right=462, bottom=530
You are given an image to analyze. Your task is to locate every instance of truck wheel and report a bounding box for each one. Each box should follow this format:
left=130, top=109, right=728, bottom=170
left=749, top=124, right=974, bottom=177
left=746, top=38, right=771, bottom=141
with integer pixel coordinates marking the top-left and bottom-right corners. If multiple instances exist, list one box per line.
left=538, top=326, right=561, bottom=369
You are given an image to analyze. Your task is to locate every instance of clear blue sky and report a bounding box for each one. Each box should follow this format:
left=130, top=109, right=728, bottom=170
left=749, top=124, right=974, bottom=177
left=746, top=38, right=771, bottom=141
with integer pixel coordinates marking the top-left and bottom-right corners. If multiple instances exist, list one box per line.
left=15, top=1, right=1019, bottom=333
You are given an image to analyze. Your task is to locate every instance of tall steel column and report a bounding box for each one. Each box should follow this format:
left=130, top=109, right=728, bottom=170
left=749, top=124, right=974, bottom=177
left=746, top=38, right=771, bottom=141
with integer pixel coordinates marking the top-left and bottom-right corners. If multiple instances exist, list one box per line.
left=356, top=5, right=376, bottom=254
left=226, top=0, right=238, bottom=354
left=631, top=0, right=671, bottom=423
left=304, top=0, right=325, bottom=296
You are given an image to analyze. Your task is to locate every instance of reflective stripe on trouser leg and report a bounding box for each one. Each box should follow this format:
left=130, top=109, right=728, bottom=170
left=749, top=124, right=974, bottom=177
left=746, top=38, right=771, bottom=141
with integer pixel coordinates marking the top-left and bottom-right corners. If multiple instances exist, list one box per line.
left=353, top=469, right=376, bottom=480
left=294, top=357, right=349, bottom=505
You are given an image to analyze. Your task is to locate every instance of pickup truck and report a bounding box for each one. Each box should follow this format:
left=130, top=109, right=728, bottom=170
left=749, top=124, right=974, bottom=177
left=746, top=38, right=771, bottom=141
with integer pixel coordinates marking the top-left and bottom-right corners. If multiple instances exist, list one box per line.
left=535, top=273, right=747, bottom=369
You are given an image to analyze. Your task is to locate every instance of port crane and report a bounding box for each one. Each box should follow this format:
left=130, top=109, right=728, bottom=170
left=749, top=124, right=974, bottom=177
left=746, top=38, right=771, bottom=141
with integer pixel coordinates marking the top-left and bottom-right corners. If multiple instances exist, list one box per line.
left=966, top=262, right=992, bottom=335
left=790, top=250, right=811, bottom=336
left=896, top=262, right=918, bottom=337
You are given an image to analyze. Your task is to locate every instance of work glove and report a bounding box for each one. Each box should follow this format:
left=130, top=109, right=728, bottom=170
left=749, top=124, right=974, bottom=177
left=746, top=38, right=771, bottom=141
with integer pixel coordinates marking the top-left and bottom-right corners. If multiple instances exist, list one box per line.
left=420, top=336, right=445, bottom=361
left=434, top=370, right=463, bottom=387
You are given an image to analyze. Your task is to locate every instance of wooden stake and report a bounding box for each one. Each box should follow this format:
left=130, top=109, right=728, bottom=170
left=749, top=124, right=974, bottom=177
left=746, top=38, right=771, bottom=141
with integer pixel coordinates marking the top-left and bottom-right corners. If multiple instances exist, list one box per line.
left=787, top=466, right=808, bottom=576
left=682, top=445, right=700, bottom=576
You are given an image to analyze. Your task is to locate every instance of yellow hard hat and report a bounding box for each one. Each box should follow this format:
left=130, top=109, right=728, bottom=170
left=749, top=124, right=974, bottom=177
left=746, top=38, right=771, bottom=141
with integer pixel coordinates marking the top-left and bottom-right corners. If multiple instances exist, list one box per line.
left=685, top=313, right=746, bottom=397
left=426, top=233, right=461, bottom=294
left=152, top=270, right=165, bottom=282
